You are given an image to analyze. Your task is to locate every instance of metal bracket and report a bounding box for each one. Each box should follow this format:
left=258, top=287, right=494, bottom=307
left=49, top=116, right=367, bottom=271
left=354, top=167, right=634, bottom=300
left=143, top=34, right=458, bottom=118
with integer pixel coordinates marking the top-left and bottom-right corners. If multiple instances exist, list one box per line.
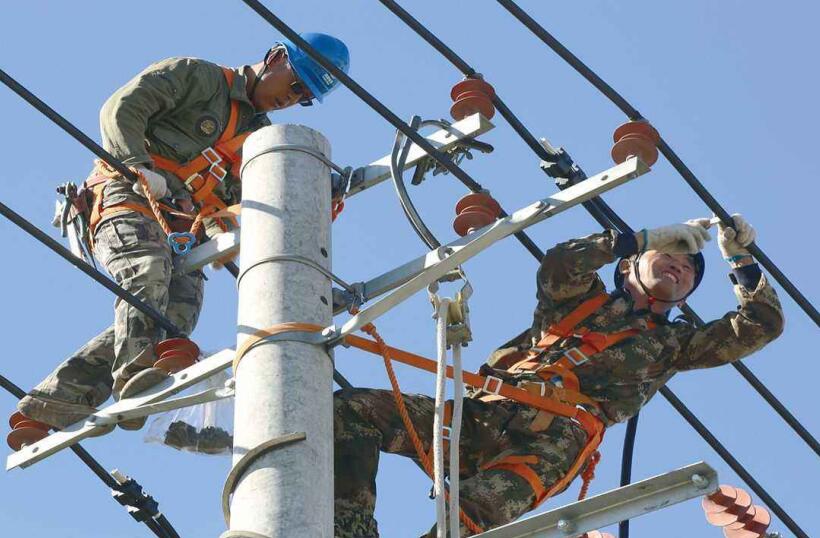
left=473, top=461, right=718, bottom=537
left=326, top=157, right=648, bottom=346
left=347, top=113, right=494, bottom=197
left=7, top=348, right=236, bottom=470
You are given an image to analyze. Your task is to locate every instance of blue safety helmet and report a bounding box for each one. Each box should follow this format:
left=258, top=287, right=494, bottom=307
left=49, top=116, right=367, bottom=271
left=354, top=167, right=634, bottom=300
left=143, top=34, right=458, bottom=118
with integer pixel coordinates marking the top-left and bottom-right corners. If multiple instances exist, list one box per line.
left=614, top=251, right=705, bottom=301
left=279, top=33, right=350, bottom=104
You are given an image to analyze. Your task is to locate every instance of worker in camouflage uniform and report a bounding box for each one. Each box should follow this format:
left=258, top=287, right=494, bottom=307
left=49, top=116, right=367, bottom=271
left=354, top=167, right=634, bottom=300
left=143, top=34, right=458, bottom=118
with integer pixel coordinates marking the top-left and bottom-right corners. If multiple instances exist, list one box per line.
left=334, top=215, right=784, bottom=537
left=18, top=33, right=350, bottom=431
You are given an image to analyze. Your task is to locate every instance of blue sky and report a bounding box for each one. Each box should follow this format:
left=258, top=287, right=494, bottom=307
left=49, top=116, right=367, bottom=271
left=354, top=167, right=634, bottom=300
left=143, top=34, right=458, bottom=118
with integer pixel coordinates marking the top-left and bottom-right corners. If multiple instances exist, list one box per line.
left=1, top=1, right=817, bottom=537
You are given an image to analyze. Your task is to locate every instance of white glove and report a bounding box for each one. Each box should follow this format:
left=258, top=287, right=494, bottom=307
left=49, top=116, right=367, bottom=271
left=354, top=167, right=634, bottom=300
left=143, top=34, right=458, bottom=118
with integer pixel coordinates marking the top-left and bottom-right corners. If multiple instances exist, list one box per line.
left=643, top=218, right=712, bottom=254
left=716, top=213, right=756, bottom=259
left=132, top=166, right=170, bottom=199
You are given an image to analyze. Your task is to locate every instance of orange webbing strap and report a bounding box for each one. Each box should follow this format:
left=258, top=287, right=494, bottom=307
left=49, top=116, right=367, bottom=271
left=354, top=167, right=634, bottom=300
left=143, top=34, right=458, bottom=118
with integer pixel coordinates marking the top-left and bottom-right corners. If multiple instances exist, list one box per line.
left=358, top=322, right=484, bottom=536
left=345, top=334, right=585, bottom=418
left=552, top=326, right=651, bottom=371
left=232, top=322, right=323, bottom=373
left=481, top=416, right=604, bottom=509
left=536, top=293, right=609, bottom=349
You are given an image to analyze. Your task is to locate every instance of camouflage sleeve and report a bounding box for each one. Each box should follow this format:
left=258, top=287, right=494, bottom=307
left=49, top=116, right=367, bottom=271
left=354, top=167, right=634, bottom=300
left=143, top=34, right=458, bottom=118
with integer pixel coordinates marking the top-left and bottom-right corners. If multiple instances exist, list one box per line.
left=536, top=230, right=620, bottom=304
left=99, top=58, right=220, bottom=166
left=674, top=271, right=784, bottom=370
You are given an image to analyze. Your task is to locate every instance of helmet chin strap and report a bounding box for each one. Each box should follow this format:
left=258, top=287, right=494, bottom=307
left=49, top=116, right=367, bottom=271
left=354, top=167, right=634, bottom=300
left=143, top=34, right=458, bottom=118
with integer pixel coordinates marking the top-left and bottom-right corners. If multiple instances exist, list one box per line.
left=631, top=253, right=693, bottom=307
left=249, top=47, right=282, bottom=106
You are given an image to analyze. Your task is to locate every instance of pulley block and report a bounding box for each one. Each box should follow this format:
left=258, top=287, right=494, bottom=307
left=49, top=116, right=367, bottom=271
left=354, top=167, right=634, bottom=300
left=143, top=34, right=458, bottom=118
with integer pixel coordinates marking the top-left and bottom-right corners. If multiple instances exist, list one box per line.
left=611, top=120, right=660, bottom=166
left=453, top=192, right=501, bottom=236
left=450, top=78, right=496, bottom=121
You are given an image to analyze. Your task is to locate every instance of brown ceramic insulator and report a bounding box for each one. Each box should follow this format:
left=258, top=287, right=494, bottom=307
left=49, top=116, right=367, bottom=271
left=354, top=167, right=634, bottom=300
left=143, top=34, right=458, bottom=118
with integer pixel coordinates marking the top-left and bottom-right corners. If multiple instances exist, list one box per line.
left=611, top=120, right=660, bottom=166
left=154, top=337, right=200, bottom=374
left=453, top=192, right=501, bottom=236
left=450, top=78, right=496, bottom=121
left=9, top=411, right=50, bottom=432
left=7, top=426, right=49, bottom=451
left=9, top=411, right=27, bottom=430
left=723, top=506, right=771, bottom=538
left=704, top=486, right=752, bottom=527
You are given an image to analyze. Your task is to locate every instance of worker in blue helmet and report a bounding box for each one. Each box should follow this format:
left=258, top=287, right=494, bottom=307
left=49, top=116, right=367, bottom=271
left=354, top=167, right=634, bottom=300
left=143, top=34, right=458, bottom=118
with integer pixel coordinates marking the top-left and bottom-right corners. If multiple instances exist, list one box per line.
left=249, top=32, right=350, bottom=109
left=16, top=33, right=351, bottom=437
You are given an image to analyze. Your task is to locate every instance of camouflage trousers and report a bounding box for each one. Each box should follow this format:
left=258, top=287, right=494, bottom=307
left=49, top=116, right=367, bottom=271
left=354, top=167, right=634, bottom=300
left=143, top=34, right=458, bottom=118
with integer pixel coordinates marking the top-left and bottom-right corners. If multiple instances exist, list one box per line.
left=334, top=388, right=589, bottom=537
left=19, top=213, right=203, bottom=426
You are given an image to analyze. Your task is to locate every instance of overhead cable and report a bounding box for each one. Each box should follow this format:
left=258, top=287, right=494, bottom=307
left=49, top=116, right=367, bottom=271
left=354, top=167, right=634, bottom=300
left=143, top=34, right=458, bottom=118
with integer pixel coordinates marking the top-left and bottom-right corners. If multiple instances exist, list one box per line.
left=495, top=0, right=820, bottom=328
left=0, top=374, right=179, bottom=538
left=661, top=387, right=809, bottom=538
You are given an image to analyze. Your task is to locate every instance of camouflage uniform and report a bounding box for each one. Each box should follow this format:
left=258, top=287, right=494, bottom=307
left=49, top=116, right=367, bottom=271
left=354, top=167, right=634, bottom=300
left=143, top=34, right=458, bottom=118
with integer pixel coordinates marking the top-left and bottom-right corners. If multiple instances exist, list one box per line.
left=334, top=230, right=784, bottom=537
left=19, top=58, right=269, bottom=427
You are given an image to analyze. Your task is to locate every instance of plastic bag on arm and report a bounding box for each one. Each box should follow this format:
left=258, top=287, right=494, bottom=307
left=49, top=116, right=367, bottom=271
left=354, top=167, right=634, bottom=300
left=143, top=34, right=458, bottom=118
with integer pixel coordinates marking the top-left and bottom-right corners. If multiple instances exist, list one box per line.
left=144, top=367, right=234, bottom=455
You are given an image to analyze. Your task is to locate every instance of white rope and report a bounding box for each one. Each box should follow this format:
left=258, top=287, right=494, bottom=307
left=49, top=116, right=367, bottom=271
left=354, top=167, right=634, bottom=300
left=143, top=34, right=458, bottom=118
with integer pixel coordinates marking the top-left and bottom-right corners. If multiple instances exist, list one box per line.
left=433, top=297, right=450, bottom=538
left=449, top=342, right=464, bottom=537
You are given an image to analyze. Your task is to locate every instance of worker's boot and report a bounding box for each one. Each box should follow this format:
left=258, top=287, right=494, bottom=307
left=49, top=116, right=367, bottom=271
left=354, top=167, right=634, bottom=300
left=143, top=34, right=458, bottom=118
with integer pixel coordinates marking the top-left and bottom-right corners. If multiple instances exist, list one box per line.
left=116, top=367, right=170, bottom=431
left=17, top=394, right=98, bottom=430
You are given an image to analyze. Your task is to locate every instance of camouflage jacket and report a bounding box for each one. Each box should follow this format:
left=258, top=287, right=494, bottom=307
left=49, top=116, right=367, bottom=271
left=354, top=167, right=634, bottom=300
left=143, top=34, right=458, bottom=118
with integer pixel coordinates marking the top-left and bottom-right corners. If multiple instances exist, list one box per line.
left=97, top=57, right=270, bottom=211
left=484, top=230, right=784, bottom=426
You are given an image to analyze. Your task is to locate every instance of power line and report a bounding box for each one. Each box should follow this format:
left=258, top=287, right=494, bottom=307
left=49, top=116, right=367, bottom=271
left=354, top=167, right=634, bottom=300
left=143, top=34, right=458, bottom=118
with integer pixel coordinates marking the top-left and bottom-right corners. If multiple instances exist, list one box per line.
left=0, top=374, right=179, bottom=538
left=495, top=0, right=820, bottom=328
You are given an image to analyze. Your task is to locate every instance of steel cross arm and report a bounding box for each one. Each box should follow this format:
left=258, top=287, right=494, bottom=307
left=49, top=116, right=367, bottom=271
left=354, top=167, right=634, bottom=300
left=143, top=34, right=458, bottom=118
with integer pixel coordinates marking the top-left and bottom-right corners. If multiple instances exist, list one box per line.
left=326, top=157, right=648, bottom=344
left=174, top=113, right=493, bottom=275
left=7, top=349, right=235, bottom=470
left=473, top=462, right=717, bottom=538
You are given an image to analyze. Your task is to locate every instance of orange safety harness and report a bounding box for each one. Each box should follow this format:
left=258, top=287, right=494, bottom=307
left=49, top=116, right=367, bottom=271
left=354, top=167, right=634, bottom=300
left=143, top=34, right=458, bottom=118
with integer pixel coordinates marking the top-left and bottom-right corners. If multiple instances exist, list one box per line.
left=231, top=293, right=653, bottom=534
left=87, top=67, right=249, bottom=254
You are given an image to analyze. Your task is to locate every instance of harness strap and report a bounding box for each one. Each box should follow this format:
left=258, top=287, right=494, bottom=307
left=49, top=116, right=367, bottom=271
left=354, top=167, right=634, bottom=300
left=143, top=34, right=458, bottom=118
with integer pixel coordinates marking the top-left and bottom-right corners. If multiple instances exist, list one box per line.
left=536, top=293, right=609, bottom=349
left=150, top=67, right=249, bottom=214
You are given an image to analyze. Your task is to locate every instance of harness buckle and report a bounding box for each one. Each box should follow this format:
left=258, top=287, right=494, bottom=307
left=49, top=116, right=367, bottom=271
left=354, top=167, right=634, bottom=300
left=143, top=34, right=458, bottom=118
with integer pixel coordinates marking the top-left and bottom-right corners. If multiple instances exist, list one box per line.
left=201, top=147, right=222, bottom=165
left=523, top=381, right=547, bottom=397
left=481, top=375, right=503, bottom=396
left=207, top=161, right=228, bottom=183
left=184, top=173, right=203, bottom=188
left=563, top=347, right=589, bottom=366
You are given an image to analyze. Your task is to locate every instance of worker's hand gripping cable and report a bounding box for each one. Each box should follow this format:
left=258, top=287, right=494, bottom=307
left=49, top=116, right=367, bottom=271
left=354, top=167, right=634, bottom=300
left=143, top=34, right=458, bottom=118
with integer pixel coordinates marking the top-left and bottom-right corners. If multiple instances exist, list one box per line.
left=428, top=272, right=472, bottom=538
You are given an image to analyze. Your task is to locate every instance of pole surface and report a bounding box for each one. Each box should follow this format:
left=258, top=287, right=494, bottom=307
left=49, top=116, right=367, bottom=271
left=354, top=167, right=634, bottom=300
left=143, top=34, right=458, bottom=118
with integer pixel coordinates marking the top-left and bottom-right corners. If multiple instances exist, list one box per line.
left=231, top=124, right=333, bottom=537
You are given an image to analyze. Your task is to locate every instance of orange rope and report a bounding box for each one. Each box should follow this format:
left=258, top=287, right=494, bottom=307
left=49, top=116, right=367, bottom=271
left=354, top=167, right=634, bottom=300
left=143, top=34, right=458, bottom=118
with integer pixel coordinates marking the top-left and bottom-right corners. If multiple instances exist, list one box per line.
left=359, top=321, right=484, bottom=536
left=577, top=450, right=601, bottom=500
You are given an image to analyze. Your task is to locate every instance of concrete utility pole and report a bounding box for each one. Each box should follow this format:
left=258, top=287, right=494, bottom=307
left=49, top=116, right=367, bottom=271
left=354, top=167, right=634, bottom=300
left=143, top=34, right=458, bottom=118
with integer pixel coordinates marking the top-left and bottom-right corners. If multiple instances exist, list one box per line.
left=230, top=124, right=334, bottom=537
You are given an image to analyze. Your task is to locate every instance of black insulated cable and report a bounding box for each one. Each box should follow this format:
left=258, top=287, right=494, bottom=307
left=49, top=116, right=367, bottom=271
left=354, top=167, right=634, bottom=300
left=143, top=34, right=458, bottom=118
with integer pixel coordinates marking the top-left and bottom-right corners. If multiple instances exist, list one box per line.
left=495, top=0, right=820, bottom=328
left=0, top=200, right=182, bottom=337
left=0, top=374, right=179, bottom=538
left=680, top=304, right=820, bottom=457
left=661, top=386, right=809, bottom=538
left=238, top=0, right=544, bottom=261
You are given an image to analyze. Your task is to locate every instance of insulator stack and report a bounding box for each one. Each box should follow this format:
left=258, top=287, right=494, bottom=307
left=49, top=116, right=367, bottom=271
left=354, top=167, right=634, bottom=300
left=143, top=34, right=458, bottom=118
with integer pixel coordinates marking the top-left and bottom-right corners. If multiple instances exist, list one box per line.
left=7, top=411, right=49, bottom=451
left=453, top=192, right=501, bottom=236
left=154, top=337, right=200, bottom=374
left=611, top=120, right=660, bottom=166
left=702, top=485, right=772, bottom=538
left=450, top=78, right=496, bottom=121
left=578, top=531, right=615, bottom=538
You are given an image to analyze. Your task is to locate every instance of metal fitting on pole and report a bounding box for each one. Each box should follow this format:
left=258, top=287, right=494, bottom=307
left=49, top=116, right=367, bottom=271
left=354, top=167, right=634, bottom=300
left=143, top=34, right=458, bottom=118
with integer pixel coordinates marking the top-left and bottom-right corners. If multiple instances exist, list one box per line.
left=230, top=125, right=334, bottom=537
